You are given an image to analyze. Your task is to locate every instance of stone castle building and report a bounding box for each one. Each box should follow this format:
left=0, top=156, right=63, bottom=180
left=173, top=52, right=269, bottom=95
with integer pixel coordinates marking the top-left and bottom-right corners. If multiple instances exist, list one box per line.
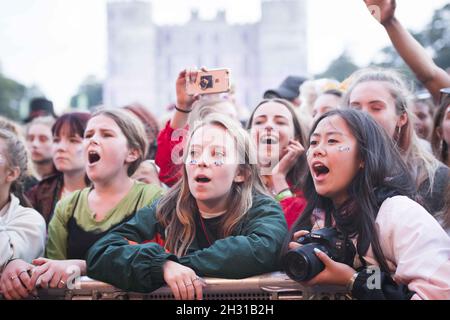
left=104, top=0, right=308, bottom=116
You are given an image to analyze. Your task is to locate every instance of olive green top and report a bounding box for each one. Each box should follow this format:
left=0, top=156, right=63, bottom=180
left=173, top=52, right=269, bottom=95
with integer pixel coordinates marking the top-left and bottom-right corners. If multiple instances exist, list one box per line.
left=46, top=181, right=162, bottom=260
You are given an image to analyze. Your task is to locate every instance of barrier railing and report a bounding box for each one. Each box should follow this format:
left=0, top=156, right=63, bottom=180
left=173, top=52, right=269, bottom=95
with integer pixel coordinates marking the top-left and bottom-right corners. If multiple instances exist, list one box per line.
left=9, top=272, right=351, bottom=300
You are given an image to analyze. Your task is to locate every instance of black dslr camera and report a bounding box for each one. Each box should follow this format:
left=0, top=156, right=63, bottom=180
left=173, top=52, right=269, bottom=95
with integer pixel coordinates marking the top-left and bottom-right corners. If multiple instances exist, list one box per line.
left=283, top=228, right=356, bottom=282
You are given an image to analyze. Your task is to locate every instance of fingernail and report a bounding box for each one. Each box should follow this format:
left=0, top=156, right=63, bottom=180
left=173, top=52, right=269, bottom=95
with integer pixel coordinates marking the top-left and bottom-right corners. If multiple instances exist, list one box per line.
left=314, top=248, right=322, bottom=254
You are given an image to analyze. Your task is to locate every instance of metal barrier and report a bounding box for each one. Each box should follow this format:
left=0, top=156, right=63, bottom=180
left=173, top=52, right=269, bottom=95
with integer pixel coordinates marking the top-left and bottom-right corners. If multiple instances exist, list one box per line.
left=29, top=272, right=351, bottom=300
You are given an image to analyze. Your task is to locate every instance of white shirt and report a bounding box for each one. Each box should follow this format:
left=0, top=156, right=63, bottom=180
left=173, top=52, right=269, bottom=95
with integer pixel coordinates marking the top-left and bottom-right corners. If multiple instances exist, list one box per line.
left=311, top=196, right=450, bottom=300
left=0, top=194, right=46, bottom=271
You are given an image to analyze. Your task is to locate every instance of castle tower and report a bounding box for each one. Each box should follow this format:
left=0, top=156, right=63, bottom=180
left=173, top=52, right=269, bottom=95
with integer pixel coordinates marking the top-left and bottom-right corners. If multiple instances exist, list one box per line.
left=258, top=0, right=308, bottom=93
left=104, top=1, right=156, bottom=111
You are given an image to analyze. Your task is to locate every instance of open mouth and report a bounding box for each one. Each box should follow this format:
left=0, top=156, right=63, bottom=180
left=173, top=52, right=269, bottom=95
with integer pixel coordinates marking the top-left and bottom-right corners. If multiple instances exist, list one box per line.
left=195, top=175, right=211, bottom=183
left=88, top=150, right=101, bottom=164
left=260, top=136, right=279, bottom=145
left=312, top=163, right=330, bottom=178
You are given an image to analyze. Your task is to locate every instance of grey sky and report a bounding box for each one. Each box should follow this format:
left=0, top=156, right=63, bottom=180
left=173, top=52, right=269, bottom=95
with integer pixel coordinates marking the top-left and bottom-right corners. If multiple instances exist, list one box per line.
left=0, top=0, right=448, bottom=112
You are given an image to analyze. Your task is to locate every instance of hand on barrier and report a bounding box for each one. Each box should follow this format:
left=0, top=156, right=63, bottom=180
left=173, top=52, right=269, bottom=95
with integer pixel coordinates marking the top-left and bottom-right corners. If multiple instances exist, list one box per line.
left=30, top=258, right=83, bottom=290
left=163, top=260, right=206, bottom=300
left=0, top=259, right=35, bottom=300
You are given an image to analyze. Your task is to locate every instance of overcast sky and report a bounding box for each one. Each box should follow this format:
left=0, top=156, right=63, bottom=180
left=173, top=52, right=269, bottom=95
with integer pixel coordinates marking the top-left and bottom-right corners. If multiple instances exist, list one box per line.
left=0, top=0, right=448, bottom=112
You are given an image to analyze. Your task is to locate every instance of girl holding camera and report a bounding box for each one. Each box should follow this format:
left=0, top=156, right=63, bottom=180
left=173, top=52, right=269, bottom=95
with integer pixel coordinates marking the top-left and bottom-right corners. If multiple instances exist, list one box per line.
left=86, top=114, right=287, bottom=300
left=284, top=109, right=450, bottom=300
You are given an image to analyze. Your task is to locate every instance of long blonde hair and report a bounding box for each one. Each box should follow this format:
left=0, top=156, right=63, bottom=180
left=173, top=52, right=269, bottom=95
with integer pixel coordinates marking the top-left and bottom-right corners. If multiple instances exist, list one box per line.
left=156, top=113, right=268, bottom=256
left=343, top=68, right=441, bottom=189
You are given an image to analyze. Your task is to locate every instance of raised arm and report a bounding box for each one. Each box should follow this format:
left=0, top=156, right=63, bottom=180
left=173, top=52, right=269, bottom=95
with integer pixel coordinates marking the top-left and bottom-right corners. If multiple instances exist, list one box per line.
left=364, top=0, right=450, bottom=103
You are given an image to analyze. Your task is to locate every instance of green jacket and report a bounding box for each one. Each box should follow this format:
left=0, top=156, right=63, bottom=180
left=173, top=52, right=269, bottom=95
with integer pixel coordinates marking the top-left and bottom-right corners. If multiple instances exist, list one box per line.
left=86, top=193, right=288, bottom=293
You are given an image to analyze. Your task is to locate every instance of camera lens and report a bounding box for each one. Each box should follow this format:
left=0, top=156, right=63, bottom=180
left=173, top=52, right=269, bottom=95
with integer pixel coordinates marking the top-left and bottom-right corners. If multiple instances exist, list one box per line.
left=284, top=251, right=309, bottom=281
left=283, top=243, right=328, bottom=282
left=200, top=75, right=213, bottom=90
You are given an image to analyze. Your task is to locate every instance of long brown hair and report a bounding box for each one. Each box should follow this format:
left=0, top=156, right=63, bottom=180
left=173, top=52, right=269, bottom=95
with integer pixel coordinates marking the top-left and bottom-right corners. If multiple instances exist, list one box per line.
left=156, top=113, right=268, bottom=256
left=246, top=99, right=309, bottom=191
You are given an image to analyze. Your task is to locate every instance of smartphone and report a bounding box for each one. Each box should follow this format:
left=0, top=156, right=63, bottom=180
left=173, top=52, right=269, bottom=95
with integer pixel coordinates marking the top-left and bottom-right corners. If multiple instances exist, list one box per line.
left=186, top=68, right=231, bottom=96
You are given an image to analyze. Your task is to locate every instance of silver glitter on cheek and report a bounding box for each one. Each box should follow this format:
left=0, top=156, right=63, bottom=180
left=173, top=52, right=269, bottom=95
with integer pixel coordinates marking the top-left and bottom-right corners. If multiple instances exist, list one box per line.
left=338, top=146, right=351, bottom=153
left=214, top=160, right=224, bottom=167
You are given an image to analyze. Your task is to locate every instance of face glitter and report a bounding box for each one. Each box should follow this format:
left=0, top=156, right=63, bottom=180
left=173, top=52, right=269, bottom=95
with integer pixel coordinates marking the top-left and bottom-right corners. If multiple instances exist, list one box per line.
left=338, top=146, right=351, bottom=153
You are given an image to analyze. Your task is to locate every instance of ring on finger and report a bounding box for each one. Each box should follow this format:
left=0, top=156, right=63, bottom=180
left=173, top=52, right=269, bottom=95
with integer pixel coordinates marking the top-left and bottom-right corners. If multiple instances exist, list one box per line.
left=59, top=280, right=66, bottom=286
left=18, top=270, right=28, bottom=277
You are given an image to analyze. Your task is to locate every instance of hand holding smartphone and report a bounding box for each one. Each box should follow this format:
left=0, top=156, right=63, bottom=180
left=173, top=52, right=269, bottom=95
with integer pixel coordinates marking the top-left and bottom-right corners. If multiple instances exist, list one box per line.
left=186, top=68, right=231, bottom=96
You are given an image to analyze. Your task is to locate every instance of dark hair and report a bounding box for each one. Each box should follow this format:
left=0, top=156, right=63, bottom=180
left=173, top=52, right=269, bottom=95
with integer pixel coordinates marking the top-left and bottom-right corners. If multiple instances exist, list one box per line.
left=123, top=104, right=160, bottom=160
left=431, top=93, right=450, bottom=165
left=282, top=109, right=417, bottom=273
left=52, top=112, right=91, bottom=139
left=52, top=112, right=91, bottom=185
left=246, top=99, right=308, bottom=191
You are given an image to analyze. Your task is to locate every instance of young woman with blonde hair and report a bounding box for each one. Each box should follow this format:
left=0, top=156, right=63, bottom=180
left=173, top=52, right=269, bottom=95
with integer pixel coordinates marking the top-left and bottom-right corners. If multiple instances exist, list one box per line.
left=344, top=68, right=449, bottom=215
left=86, top=113, right=287, bottom=300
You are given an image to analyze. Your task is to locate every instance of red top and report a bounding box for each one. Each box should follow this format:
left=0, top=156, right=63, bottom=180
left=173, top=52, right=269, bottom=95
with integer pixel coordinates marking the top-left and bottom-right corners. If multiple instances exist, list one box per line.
left=155, top=120, right=307, bottom=229
left=279, top=188, right=307, bottom=229
left=155, top=121, right=187, bottom=187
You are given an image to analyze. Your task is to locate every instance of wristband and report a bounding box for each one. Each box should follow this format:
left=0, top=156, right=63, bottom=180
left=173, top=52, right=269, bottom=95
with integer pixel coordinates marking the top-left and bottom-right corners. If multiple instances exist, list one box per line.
left=175, top=105, right=192, bottom=114
left=275, top=188, right=294, bottom=202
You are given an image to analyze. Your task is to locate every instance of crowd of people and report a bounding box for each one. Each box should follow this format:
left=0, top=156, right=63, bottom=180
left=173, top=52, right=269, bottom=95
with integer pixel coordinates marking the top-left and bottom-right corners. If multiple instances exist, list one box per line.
left=0, top=0, right=449, bottom=300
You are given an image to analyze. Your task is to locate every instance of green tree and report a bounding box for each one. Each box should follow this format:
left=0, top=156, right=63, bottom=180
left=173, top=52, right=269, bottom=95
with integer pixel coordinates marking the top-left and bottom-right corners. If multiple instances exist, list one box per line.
left=0, top=73, right=26, bottom=121
left=420, top=3, right=450, bottom=69
left=315, top=51, right=360, bottom=81
left=371, top=4, right=450, bottom=80
left=70, top=75, right=103, bottom=110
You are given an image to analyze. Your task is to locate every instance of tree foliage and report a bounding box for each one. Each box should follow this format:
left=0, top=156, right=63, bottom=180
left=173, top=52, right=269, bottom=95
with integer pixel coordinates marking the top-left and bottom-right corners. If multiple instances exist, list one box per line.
left=70, top=75, right=103, bottom=110
left=0, top=73, right=26, bottom=121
